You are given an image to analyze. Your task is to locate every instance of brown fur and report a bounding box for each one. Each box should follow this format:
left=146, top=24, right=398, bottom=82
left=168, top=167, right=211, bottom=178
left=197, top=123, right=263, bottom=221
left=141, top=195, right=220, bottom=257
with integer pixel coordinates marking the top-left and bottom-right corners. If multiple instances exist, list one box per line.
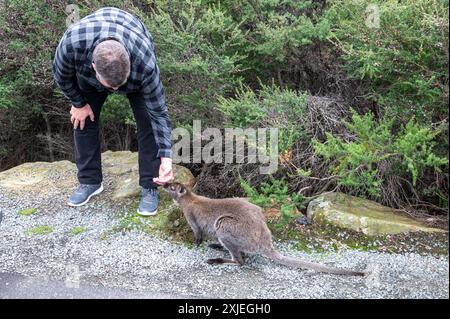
left=163, top=182, right=366, bottom=276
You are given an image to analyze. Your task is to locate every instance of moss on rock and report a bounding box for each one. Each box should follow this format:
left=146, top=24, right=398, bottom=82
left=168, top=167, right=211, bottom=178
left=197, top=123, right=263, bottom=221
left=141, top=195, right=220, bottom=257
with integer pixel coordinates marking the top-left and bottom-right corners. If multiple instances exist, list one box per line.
left=307, top=192, right=446, bottom=235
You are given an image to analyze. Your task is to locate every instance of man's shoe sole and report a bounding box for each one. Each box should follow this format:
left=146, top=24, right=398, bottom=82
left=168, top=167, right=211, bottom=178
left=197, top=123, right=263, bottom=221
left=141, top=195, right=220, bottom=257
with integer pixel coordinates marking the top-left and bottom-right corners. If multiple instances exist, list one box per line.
left=68, top=184, right=104, bottom=207
left=136, top=209, right=157, bottom=217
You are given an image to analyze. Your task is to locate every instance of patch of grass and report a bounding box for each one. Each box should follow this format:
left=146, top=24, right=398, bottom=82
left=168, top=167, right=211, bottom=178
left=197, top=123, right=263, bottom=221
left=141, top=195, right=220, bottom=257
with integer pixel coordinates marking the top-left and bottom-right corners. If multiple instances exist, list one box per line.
left=269, top=221, right=328, bottom=254
left=18, top=207, right=37, bottom=216
left=70, top=226, right=87, bottom=235
left=26, top=225, right=53, bottom=235
left=113, top=210, right=150, bottom=234
left=104, top=195, right=195, bottom=246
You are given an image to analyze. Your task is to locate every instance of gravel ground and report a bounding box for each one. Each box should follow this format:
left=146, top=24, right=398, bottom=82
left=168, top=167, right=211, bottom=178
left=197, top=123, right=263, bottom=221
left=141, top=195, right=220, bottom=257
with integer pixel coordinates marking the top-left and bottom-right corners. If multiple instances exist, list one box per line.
left=0, top=187, right=448, bottom=299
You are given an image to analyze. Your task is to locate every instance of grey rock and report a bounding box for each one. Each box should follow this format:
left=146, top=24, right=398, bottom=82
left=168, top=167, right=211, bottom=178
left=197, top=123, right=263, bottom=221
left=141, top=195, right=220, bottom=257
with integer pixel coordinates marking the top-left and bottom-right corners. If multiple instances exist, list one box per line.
left=307, top=192, right=445, bottom=235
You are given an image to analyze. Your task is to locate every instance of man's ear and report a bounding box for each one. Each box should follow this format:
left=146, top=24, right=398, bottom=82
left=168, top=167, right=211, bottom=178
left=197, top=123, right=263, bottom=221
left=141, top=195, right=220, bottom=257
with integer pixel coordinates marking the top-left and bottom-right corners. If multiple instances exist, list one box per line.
left=92, top=63, right=96, bottom=71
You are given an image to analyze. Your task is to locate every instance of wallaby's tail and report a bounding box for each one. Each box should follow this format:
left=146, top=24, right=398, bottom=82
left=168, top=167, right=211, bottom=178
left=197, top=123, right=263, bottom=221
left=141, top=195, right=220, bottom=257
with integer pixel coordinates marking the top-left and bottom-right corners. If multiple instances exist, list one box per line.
left=267, top=250, right=366, bottom=276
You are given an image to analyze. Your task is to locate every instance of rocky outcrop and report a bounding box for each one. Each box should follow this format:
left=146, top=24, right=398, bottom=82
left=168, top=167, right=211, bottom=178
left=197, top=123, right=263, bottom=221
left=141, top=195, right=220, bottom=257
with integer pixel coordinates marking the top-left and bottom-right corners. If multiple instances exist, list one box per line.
left=0, top=150, right=195, bottom=200
left=101, top=151, right=195, bottom=200
left=307, top=192, right=445, bottom=235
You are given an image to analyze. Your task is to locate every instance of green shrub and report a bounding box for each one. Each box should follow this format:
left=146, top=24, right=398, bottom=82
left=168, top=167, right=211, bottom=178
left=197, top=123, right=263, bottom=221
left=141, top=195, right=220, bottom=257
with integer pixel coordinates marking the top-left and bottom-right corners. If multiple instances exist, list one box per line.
left=240, top=176, right=306, bottom=228
left=209, top=0, right=331, bottom=79
left=314, top=109, right=448, bottom=197
left=101, top=95, right=135, bottom=127
left=326, top=0, right=449, bottom=122
left=217, top=86, right=266, bottom=128
left=0, top=82, right=15, bottom=109
left=217, top=83, right=308, bottom=153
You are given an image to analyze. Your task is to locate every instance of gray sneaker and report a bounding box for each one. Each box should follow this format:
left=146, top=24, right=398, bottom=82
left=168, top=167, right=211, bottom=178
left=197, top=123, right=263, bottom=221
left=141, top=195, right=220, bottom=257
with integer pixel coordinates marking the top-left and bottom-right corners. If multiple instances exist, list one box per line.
left=68, top=183, right=103, bottom=207
left=137, top=188, right=159, bottom=216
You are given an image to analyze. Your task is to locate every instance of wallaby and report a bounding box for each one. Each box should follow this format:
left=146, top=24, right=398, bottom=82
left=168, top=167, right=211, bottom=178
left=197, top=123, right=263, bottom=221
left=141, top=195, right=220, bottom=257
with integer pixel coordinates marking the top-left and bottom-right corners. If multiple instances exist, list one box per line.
left=163, top=182, right=366, bottom=276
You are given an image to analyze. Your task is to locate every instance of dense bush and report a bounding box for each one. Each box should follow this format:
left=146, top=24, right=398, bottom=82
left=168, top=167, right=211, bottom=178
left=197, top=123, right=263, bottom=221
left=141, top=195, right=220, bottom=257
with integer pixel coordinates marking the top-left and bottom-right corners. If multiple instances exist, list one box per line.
left=209, top=0, right=331, bottom=81
left=217, top=83, right=308, bottom=153
left=240, top=176, right=306, bottom=228
left=0, top=0, right=68, bottom=164
left=325, top=0, right=449, bottom=123
left=314, top=110, right=448, bottom=207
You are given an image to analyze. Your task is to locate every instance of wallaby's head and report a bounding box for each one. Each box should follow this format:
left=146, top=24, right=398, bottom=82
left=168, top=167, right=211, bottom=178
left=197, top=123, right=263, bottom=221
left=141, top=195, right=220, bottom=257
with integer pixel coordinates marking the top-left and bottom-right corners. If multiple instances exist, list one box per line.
left=163, top=182, right=189, bottom=201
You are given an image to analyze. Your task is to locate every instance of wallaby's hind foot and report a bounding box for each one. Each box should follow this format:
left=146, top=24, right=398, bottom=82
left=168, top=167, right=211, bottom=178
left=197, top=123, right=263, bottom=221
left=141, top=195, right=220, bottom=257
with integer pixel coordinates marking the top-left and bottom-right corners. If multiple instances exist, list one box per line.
left=207, top=239, right=245, bottom=266
left=220, top=239, right=245, bottom=265
left=206, top=258, right=240, bottom=265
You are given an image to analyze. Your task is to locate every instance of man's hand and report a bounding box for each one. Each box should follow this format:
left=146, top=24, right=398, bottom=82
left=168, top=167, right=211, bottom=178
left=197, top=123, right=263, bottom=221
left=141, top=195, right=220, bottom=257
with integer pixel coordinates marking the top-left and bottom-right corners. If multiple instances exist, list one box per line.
left=70, top=104, right=94, bottom=130
left=153, top=157, right=173, bottom=185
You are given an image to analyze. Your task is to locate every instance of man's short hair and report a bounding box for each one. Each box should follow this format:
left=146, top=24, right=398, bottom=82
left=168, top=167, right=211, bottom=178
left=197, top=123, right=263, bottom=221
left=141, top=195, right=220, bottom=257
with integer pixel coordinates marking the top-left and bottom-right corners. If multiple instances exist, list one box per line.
left=93, top=40, right=130, bottom=87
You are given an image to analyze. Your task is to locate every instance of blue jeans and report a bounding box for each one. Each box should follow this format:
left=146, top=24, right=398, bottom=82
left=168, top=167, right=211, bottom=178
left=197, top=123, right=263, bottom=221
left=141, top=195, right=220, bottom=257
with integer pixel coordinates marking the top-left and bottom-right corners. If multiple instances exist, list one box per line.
left=74, top=78, right=161, bottom=189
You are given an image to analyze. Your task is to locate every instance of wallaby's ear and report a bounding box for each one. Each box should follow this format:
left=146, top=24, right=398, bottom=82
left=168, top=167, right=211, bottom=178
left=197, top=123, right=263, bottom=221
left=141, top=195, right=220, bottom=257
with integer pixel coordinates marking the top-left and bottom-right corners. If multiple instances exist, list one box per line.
left=179, top=184, right=187, bottom=195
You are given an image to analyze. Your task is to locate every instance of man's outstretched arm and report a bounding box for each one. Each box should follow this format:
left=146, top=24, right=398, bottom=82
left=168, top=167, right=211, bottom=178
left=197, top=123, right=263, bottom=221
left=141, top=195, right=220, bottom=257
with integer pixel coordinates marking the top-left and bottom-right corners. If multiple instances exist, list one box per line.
left=141, top=64, right=173, bottom=185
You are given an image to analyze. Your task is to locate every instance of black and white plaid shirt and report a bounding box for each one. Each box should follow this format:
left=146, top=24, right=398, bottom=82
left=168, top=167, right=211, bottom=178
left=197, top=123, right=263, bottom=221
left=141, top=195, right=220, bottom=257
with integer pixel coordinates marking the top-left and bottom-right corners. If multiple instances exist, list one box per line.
left=53, top=7, right=172, bottom=158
